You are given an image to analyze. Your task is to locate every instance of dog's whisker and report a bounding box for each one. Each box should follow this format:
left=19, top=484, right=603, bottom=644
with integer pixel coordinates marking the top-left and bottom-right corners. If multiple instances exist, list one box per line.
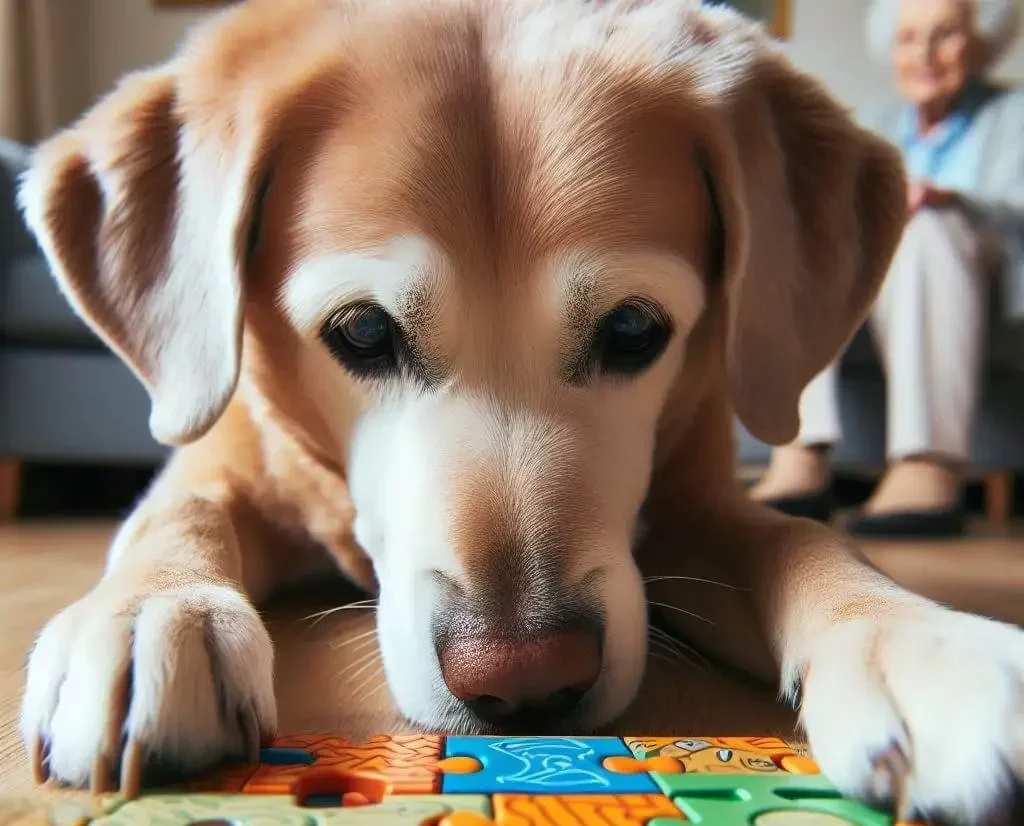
left=648, top=626, right=688, bottom=652
left=647, top=637, right=687, bottom=663
left=351, top=663, right=386, bottom=701
left=648, top=626, right=710, bottom=671
left=647, top=634, right=707, bottom=672
left=303, top=600, right=378, bottom=626
left=307, top=597, right=378, bottom=614
left=648, top=651, right=688, bottom=670
left=336, top=654, right=378, bottom=682
left=643, top=575, right=742, bottom=591
left=647, top=601, right=715, bottom=626
left=356, top=668, right=388, bottom=704
left=648, top=626, right=700, bottom=658
left=649, top=625, right=710, bottom=667
left=329, top=628, right=380, bottom=651
left=331, top=637, right=380, bottom=658
left=335, top=647, right=381, bottom=681
left=339, top=649, right=383, bottom=688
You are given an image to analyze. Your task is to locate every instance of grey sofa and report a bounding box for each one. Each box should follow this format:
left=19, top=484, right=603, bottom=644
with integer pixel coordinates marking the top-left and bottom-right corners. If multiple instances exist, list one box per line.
left=735, top=290, right=1024, bottom=523
left=0, top=140, right=168, bottom=518
left=735, top=326, right=1024, bottom=469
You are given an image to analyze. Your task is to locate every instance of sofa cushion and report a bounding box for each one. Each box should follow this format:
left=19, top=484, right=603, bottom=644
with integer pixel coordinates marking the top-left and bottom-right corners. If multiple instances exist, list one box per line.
left=0, top=254, right=101, bottom=347
left=0, top=139, right=35, bottom=263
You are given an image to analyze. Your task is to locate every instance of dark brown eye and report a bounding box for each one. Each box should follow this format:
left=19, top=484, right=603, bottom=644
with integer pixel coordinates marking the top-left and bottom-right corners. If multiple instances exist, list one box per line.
left=320, top=303, right=398, bottom=377
left=596, top=300, right=671, bottom=375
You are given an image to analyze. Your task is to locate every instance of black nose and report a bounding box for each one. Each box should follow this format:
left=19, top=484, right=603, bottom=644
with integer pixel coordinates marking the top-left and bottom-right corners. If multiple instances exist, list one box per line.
left=437, top=626, right=602, bottom=726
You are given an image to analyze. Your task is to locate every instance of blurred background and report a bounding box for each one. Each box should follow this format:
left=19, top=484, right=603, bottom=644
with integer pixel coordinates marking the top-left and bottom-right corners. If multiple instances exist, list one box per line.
left=1, top=0, right=1023, bottom=564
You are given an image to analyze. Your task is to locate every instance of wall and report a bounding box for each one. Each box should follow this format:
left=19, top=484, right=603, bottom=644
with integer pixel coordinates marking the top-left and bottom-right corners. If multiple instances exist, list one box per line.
left=77, top=0, right=1024, bottom=115
left=80, top=0, right=211, bottom=113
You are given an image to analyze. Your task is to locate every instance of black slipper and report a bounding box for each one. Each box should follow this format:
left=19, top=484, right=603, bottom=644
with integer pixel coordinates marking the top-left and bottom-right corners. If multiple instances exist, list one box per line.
left=761, top=490, right=836, bottom=523
left=846, top=504, right=966, bottom=539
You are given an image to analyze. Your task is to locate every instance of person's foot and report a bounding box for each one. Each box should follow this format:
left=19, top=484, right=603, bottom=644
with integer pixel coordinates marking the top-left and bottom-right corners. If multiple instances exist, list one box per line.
left=749, top=444, right=835, bottom=522
left=848, top=457, right=965, bottom=538
left=749, top=443, right=831, bottom=501
left=861, top=457, right=959, bottom=515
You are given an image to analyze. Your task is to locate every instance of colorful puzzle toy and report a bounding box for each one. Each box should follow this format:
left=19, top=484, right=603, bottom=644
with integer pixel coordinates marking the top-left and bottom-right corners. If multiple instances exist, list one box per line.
left=7, top=734, right=925, bottom=826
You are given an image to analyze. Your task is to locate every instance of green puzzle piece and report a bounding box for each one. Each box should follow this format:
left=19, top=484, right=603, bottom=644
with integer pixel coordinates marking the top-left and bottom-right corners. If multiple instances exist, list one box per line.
left=88, top=793, right=491, bottom=826
left=649, top=772, right=894, bottom=826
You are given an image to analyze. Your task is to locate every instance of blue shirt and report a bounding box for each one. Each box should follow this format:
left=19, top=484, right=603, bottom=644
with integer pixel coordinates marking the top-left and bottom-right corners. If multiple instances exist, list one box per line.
left=896, top=79, right=994, bottom=193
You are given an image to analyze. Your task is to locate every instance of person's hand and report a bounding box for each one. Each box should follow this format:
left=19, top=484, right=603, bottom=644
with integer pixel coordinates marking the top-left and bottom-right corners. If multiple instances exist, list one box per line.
left=908, top=179, right=957, bottom=211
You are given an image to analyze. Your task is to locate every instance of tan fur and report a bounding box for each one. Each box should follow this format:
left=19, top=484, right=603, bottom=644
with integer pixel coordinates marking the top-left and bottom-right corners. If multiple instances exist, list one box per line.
left=16, top=1, right=1024, bottom=821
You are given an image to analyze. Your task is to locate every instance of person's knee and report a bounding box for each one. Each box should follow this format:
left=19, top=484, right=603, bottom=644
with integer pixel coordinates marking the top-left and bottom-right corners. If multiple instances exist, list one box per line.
left=902, top=208, right=954, bottom=245
left=895, top=207, right=977, bottom=264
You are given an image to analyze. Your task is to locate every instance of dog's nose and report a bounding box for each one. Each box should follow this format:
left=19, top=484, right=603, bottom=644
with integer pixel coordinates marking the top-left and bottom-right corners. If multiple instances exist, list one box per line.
left=439, top=629, right=601, bottom=722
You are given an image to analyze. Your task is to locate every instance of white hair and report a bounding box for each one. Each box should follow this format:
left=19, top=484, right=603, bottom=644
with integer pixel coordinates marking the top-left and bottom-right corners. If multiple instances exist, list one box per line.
left=866, top=0, right=1021, bottom=72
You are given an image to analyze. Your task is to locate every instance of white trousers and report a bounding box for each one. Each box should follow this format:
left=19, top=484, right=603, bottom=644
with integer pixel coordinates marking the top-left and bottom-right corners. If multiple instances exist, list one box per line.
left=797, top=207, right=989, bottom=462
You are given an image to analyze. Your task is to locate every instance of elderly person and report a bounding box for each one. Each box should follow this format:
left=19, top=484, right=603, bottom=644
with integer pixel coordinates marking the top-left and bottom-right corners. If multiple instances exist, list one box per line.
left=751, top=0, right=1024, bottom=537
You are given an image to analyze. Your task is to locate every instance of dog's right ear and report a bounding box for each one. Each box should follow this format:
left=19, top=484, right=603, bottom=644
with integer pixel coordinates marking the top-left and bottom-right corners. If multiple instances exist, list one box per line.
left=18, top=63, right=270, bottom=447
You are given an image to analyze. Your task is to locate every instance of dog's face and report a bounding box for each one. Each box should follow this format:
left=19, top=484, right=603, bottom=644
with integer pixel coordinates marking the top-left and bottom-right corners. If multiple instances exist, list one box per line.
left=274, top=46, right=718, bottom=729
left=19, top=0, right=906, bottom=732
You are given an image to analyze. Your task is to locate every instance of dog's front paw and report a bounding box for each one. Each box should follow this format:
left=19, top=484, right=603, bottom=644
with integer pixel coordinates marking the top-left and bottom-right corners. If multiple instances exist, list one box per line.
left=20, top=580, right=277, bottom=794
left=798, top=610, right=1024, bottom=824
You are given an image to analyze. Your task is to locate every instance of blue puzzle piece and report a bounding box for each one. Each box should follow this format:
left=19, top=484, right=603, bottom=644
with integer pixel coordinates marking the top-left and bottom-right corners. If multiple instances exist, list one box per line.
left=258, top=747, right=315, bottom=765
left=442, top=736, right=658, bottom=794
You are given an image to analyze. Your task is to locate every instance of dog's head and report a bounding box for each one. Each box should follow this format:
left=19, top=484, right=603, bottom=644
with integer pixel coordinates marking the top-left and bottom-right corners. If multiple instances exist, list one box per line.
left=19, top=0, right=906, bottom=731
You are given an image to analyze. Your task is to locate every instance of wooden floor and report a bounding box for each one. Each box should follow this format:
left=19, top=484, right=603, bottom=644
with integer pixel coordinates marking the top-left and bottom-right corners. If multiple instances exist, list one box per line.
left=1, top=521, right=1022, bottom=796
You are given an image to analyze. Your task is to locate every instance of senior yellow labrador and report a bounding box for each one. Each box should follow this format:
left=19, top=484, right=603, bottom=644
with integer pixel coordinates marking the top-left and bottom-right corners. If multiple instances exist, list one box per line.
left=16, top=0, right=1024, bottom=823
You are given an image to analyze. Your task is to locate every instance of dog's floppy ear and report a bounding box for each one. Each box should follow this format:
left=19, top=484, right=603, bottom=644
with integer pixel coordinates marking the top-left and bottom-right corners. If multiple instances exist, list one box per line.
left=693, top=17, right=908, bottom=446
left=17, top=63, right=270, bottom=447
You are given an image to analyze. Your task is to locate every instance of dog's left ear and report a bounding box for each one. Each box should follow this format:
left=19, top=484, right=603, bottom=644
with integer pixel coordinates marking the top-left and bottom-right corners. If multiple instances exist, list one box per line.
left=693, top=16, right=908, bottom=446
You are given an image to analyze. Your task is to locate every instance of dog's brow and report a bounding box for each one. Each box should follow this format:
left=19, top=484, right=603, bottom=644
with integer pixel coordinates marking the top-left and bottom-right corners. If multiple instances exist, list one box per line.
left=555, top=249, right=706, bottom=384
left=562, top=274, right=598, bottom=385
left=397, top=279, right=437, bottom=338
left=281, top=250, right=425, bottom=334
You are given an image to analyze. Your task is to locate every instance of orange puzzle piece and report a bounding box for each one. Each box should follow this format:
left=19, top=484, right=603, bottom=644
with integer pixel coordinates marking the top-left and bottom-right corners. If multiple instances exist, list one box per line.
left=243, top=734, right=443, bottom=795
left=171, top=761, right=260, bottom=793
left=492, top=794, right=685, bottom=826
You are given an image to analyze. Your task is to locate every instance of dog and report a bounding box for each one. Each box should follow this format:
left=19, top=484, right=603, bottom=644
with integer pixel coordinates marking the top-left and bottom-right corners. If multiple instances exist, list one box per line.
left=15, top=0, right=1024, bottom=822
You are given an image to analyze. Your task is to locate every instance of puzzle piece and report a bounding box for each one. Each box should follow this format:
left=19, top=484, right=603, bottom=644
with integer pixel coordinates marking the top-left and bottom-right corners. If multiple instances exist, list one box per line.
left=745, top=815, right=861, bottom=825
left=0, top=795, right=99, bottom=826
left=437, top=758, right=483, bottom=775
left=244, top=735, right=443, bottom=795
left=601, top=757, right=683, bottom=776
left=9, top=734, right=910, bottom=826
left=171, top=761, right=261, bottom=793
left=87, top=793, right=491, bottom=826
left=493, top=794, right=685, bottom=826
left=651, top=772, right=892, bottom=826
left=623, top=737, right=805, bottom=775
left=442, top=738, right=657, bottom=795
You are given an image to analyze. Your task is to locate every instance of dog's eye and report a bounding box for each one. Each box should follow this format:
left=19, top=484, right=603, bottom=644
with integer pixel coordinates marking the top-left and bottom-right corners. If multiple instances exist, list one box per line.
left=320, top=303, right=398, bottom=376
left=597, top=301, right=671, bottom=375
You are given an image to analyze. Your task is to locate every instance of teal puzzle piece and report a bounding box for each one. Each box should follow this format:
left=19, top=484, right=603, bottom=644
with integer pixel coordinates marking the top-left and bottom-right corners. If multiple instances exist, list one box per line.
left=442, top=736, right=658, bottom=794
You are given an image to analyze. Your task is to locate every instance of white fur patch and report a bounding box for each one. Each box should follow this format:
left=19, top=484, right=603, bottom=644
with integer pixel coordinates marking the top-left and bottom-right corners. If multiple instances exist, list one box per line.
left=797, top=610, right=1024, bottom=824
left=21, top=582, right=276, bottom=786
left=280, top=236, right=440, bottom=336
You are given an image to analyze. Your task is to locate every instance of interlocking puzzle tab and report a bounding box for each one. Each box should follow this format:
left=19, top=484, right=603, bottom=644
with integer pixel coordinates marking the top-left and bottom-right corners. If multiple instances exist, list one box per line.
left=5, top=734, right=923, bottom=826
